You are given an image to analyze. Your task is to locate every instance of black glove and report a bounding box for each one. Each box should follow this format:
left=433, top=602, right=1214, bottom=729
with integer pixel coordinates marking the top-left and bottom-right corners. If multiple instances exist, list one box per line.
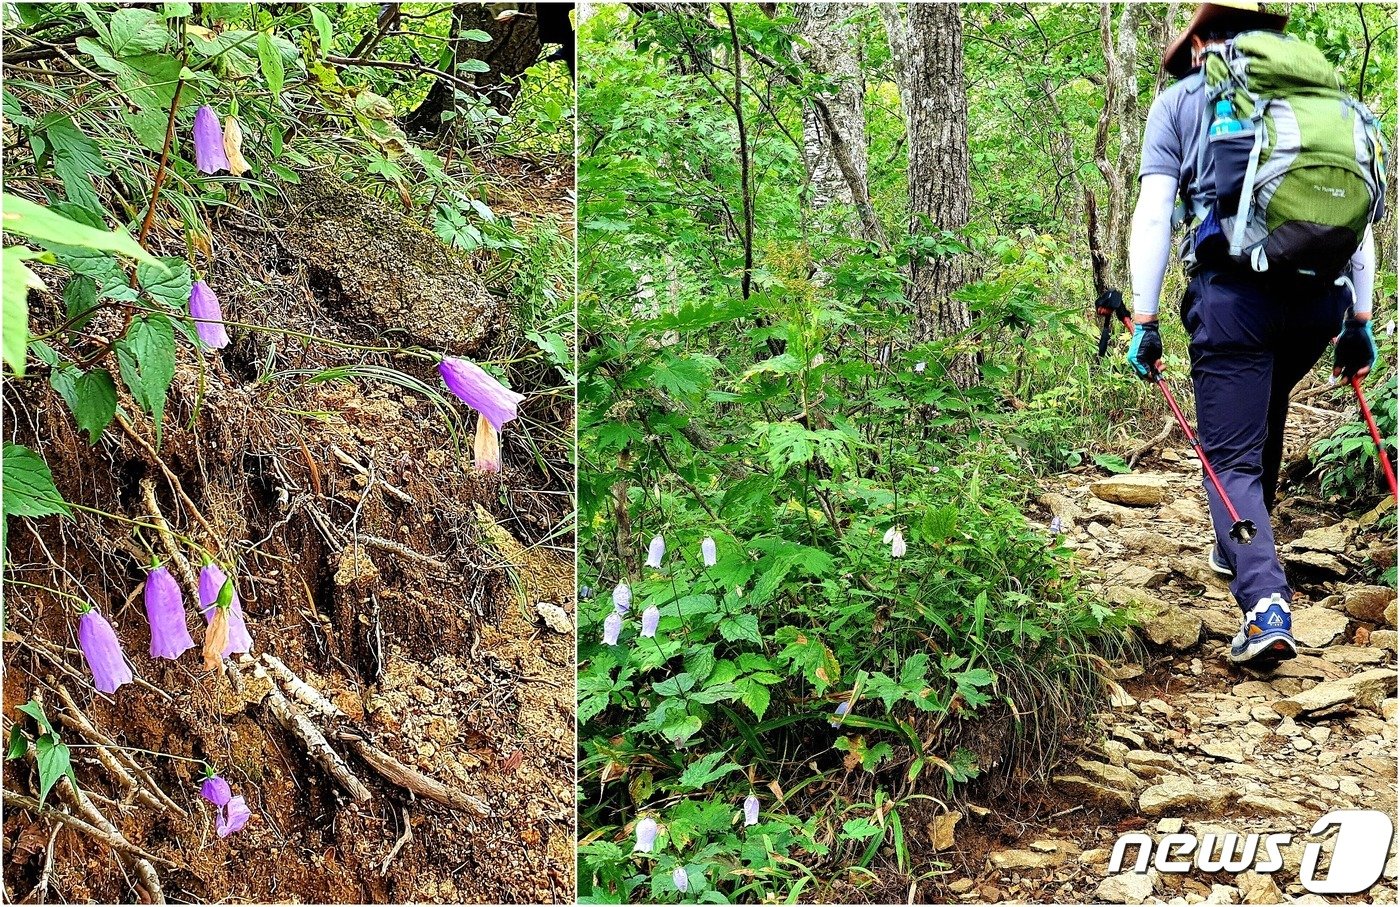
left=1126, top=321, right=1163, bottom=380
left=1333, top=318, right=1376, bottom=379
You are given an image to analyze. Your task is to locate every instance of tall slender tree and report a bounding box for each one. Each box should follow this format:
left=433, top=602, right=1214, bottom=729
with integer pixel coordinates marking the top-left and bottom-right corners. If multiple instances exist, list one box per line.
left=880, top=3, right=976, bottom=387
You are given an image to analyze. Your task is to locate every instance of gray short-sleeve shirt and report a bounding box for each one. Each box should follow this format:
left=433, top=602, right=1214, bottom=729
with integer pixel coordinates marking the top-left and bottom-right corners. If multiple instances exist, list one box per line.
left=1139, top=72, right=1209, bottom=205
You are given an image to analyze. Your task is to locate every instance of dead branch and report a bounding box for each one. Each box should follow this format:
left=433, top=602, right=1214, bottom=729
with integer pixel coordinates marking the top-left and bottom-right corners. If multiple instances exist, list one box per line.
left=1128, top=417, right=1175, bottom=468
left=139, top=478, right=198, bottom=593
left=355, top=535, right=449, bottom=572
left=330, top=445, right=415, bottom=503
left=54, top=684, right=187, bottom=818
left=2, top=791, right=174, bottom=870
left=263, top=686, right=372, bottom=803
left=381, top=805, right=413, bottom=876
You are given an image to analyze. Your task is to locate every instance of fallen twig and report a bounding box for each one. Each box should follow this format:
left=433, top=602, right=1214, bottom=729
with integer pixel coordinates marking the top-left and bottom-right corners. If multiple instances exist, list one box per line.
left=2, top=791, right=174, bottom=871
left=381, top=804, right=413, bottom=877
left=54, top=684, right=187, bottom=818
left=263, top=686, right=372, bottom=803
left=356, top=535, right=449, bottom=572
left=331, top=444, right=415, bottom=504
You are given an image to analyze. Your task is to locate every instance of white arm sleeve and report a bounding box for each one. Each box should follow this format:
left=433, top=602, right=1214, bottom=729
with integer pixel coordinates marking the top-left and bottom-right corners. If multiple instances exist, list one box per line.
left=1349, top=226, right=1376, bottom=317
left=1127, top=173, right=1179, bottom=318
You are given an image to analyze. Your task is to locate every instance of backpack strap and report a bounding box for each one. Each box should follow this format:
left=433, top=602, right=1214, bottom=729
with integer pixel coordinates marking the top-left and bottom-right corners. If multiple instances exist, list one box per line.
left=1183, top=71, right=1215, bottom=230
left=1229, top=103, right=1268, bottom=258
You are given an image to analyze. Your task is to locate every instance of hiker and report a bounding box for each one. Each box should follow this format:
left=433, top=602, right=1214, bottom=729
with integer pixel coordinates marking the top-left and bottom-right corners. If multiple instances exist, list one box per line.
left=1125, top=2, right=1388, bottom=666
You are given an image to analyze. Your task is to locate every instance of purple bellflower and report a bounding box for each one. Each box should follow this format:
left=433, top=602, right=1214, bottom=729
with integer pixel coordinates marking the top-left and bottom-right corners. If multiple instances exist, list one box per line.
left=78, top=608, right=132, bottom=694
left=200, top=773, right=250, bottom=837
left=1049, top=516, right=1064, bottom=537
left=640, top=605, right=660, bottom=639
left=645, top=534, right=665, bottom=569
left=672, top=866, right=690, bottom=893
left=634, top=816, right=658, bottom=853
left=701, top=536, right=717, bottom=567
left=199, top=563, right=252, bottom=657
left=743, top=794, right=760, bottom=826
left=612, top=582, right=632, bottom=614
left=439, top=358, right=526, bottom=431
left=189, top=281, right=230, bottom=350
left=145, top=563, right=194, bottom=660
left=603, top=610, right=622, bottom=646
left=193, top=106, right=230, bottom=174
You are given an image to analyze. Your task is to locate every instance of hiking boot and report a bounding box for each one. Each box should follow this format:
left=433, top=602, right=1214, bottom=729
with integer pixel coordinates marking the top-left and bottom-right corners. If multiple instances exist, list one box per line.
left=1228, top=594, right=1297, bottom=667
left=1208, top=543, right=1236, bottom=579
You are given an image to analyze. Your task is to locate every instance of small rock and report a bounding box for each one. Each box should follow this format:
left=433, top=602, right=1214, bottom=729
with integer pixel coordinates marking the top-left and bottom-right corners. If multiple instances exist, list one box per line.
left=1201, top=609, right=1242, bottom=640
left=1237, top=871, right=1284, bottom=905
left=929, top=810, right=961, bottom=850
left=1074, top=758, right=1148, bottom=791
left=1053, top=775, right=1135, bottom=809
left=1232, top=680, right=1275, bottom=698
left=1292, top=607, right=1350, bottom=648
left=1039, top=493, right=1082, bottom=529
left=948, top=879, right=975, bottom=895
left=1369, top=629, right=1398, bottom=652
left=1343, top=586, right=1396, bottom=624
left=1140, top=776, right=1233, bottom=815
left=535, top=601, right=573, bottom=633
left=1096, top=870, right=1158, bottom=904
left=1120, top=529, right=1191, bottom=556
left=1383, top=698, right=1397, bottom=721
left=1307, top=726, right=1331, bottom=744
left=1249, top=704, right=1280, bottom=724
left=1287, top=522, right=1356, bottom=553
left=1238, top=794, right=1308, bottom=817
left=1275, top=668, right=1397, bottom=718
left=1206, top=884, right=1240, bottom=905
left=1339, top=778, right=1362, bottom=798
left=1092, top=474, right=1170, bottom=506
left=989, top=844, right=1070, bottom=870
left=1157, top=817, right=1184, bottom=834
left=1281, top=549, right=1348, bottom=577
left=1320, top=645, right=1387, bottom=666
left=334, top=547, right=380, bottom=590
left=1201, top=741, right=1244, bottom=763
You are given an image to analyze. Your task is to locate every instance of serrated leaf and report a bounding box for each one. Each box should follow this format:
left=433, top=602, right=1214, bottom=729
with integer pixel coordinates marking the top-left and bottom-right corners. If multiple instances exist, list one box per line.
left=660, top=714, right=703, bottom=748
left=137, top=257, right=191, bottom=312
left=108, top=8, right=168, bottom=56
left=2, top=444, right=72, bottom=520
left=738, top=680, right=770, bottom=720
left=62, top=275, right=98, bottom=333
left=718, top=613, right=762, bottom=644
left=50, top=366, right=118, bottom=443
left=114, top=314, right=176, bottom=435
left=676, top=752, right=741, bottom=791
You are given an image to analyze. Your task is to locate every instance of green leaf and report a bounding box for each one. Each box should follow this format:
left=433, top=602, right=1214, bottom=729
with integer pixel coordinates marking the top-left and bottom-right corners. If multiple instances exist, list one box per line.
left=676, top=752, right=741, bottom=791
left=107, top=8, right=169, bottom=56
left=2, top=444, right=72, bottom=520
left=2, top=246, right=48, bottom=376
left=737, top=680, right=770, bottom=720
left=257, top=31, right=286, bottom=99
left=50, top=366, right=118, bottom=443
left=309, top=7, right=333, bottom=49
left=718, top=613, right=762, bottom=644
left=42, top=119, right=107, bottom=214
left=660, top=714, right=703, bottom=748
left=462, top=29, right=493, bottom=42
left=16, top=699, right=53, bottom=735
left=137, top=257, right=192, bottom=312
left=34, top=734, right=73, bottom=807
left=1093, top=453, right=1132, bottom=475
left=458, top=58, right=491, bottom=73
left=3, top=194, right=158, bottom=265
left=6, top=724, right=27, bottom=760
left=115, top=314, right=176, bottom=435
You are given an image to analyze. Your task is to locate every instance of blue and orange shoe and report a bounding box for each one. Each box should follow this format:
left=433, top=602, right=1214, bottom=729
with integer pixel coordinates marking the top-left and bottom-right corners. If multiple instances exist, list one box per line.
left=1227, top=594, right=1297, bottom=666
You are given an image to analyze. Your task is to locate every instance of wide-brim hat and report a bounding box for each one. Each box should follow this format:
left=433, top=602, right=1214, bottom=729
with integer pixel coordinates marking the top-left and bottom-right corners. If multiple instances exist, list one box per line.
left=1163, top=2, right=1290, bottom=78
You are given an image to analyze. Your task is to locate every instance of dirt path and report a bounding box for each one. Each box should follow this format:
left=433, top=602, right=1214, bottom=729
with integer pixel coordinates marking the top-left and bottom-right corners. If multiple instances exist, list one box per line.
left=953, top=442, right=1397, bottom=904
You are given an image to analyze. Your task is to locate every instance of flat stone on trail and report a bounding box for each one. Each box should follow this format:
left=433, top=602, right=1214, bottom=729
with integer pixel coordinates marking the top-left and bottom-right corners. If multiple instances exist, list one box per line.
left=1039, top=492, right=1082, bottom=527
left=1344, top=585, right=1396, bottom=624
left=1052, top=774, right=1135, bottom=809
left=1321, top=645, right=1388, bottom=666
left=1139, top=775, right=1233, bottom=815
left=1281, top=549, right=1349, bottom=577
left=1292, top=607, right=1350, bottom=647
left=1119, top=528, right=1190, bottom=556
left=1287, top=521, right=1356, bottom=553
left=1091, top=473, right=1170, bottom=506
left=1238, top=794, right=1308, bottom=817
left=1202, top=608, right=1242, bottom=639
left=1274, top=668, right=1397, bottom=718
left=1095, top=869, right=1157, bottom=904
left=1200, top=740, right=1245, bottom=763
left=1136, top=600, right=1204, bottom=650
left=1075, top=757, right=1147, bottom=791
left=988, top=842, right=1072, bottom=870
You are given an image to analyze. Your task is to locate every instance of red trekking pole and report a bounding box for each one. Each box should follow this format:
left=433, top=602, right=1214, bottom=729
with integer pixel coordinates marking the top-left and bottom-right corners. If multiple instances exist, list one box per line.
left=1095, top=290, right=1258, bottom=545
left=1348, top=375, right=1398, bottom=501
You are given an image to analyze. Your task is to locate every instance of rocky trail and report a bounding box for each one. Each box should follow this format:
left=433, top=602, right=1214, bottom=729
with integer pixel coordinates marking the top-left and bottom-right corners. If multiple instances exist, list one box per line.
left=947, top=440, right=1396, bottom=904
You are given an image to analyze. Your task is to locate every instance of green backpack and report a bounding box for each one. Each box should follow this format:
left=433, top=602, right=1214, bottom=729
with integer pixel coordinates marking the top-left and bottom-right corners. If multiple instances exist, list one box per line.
left=1194, top=31, right=1388, bottom=279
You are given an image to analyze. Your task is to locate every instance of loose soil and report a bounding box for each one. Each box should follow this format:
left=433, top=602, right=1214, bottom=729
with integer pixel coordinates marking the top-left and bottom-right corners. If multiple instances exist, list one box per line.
left=2, top=166, right=576, bottom=902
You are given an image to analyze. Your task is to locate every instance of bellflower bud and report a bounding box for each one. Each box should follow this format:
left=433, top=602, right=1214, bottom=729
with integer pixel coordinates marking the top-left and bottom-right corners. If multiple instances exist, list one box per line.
left=634, top=817, right=658, bottom=853
left=603, top=610, right=622, bottom=646
left=612, top=582, right=632, bottom=614
left=145, top=563, right=194, bottom=660
left=640, top=605, right=660, bottom=638
left=672, top=866, right=689, bottom=893
left=77, top=608, right=132, bottom=694
left=645, top=534, right=665, bottom=569
left=701, top=536, right=716, bottom=567
left=743, top=794, right=759, bottom=826
left=192, top=106, right=230, bottom=174
left=189, top=281, right=230, bottom=350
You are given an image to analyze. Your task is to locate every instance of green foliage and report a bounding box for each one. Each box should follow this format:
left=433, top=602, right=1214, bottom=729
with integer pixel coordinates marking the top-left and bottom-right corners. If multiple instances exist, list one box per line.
left=577, top=7, right=1125, bottom=902
left=1312, top=373, right=1398, bottom=500
left=5, top=698, right=77, bottom=807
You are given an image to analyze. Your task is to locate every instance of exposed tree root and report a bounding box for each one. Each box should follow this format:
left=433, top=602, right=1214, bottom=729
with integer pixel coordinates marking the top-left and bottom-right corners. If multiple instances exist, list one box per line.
left=263, top=685, right=373, bottom=804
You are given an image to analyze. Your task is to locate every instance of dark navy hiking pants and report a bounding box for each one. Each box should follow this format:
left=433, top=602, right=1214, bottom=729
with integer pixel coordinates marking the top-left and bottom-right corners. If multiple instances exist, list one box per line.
left=1180, top=267, right=1350, bottom=614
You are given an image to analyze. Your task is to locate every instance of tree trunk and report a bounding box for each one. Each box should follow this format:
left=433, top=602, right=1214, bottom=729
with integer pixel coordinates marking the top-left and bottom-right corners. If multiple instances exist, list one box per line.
left=403, top=3, right=546, bottom=137
left=793, top=3, right=868, bottom=225
left=1091, top=2, right=1144, bottom=293
left=880, top=3, right=976, bottom=387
